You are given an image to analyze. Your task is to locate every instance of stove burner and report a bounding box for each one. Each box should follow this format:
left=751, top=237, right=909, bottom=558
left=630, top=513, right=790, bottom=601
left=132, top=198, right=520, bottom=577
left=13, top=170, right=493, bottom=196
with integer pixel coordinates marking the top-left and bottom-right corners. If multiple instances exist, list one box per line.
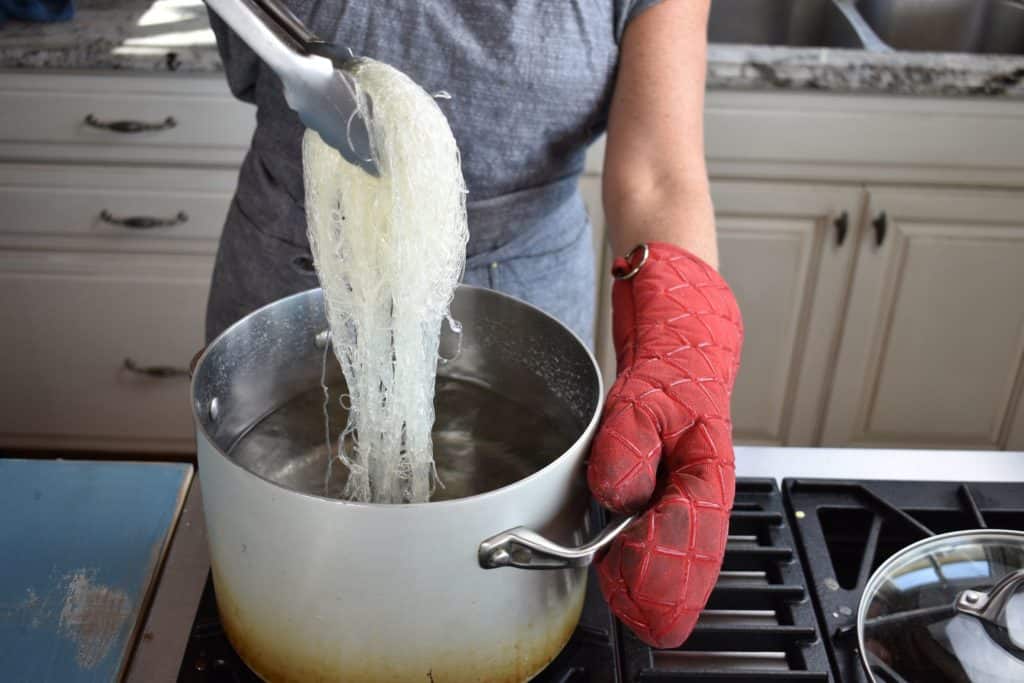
left=619, top=480, right=832, bottom=682
left=178, top=480, right=832, bottom=682
left=784, top=479, right=1024, bottom=683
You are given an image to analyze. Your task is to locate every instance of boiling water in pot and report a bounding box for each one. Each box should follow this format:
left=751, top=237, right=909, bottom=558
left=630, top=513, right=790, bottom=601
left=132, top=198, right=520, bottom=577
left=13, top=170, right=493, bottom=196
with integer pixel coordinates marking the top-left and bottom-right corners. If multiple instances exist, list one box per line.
left=228, top=375, right=582, bottom=502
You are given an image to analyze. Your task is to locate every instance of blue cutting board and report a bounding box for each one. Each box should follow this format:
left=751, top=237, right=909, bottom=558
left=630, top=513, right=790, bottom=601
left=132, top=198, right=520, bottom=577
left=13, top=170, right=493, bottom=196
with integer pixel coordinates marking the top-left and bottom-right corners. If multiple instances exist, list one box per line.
left=0, top=459, right=192, bottom=683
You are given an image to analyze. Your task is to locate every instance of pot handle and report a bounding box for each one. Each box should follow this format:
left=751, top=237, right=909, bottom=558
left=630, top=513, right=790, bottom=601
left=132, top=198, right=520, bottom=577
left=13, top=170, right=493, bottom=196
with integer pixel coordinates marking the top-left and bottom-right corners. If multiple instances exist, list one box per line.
left=955, top=568, right=1024, bottom=630
left=478, top=514, right=637, bottom=570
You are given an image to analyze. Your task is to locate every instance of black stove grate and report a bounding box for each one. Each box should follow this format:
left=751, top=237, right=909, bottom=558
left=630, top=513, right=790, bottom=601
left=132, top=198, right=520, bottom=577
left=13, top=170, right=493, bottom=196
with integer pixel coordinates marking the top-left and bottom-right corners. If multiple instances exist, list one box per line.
left=783, top=478, right=1024, bottom=683
left=179, top=578, right=260, bottom=683
left=622, top=479, right=833, bottom=683
left=178, top=479, right=831, bottom=682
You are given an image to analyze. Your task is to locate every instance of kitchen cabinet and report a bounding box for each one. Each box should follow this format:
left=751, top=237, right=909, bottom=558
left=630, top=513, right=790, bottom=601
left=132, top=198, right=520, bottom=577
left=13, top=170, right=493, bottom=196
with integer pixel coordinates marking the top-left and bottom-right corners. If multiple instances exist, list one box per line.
left=585, top=91, right=1024, bottom=450
left=4, top=70, right=1024, bottom=452
left=823, top=187, right=1024, bottom=450
left=0, top=72, right=252, bottom=453
left=0, top=251, right=213, bottom=453
left=590, top=183, right=1024, bottom=449
left=714, top=182, right=864, bottom=445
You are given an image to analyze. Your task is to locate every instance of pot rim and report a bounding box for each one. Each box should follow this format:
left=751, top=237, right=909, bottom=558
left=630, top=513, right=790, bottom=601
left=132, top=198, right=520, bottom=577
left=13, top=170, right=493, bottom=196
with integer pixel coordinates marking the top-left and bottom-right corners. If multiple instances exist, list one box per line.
left=190, top=284, right=605, bottom=511
left=855, top=527, right=1024, bottom=682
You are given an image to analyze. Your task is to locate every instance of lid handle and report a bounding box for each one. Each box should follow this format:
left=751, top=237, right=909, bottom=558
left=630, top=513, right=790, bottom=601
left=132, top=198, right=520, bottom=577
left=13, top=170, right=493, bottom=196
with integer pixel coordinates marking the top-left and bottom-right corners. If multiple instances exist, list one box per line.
left=956, top=568, right=1024, bottom=633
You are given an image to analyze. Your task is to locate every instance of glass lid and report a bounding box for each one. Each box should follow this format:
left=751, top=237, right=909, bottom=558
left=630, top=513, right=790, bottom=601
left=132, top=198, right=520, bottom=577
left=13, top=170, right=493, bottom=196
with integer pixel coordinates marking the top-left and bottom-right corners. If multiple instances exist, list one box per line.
left=857, top=529, right=1024, bottom=683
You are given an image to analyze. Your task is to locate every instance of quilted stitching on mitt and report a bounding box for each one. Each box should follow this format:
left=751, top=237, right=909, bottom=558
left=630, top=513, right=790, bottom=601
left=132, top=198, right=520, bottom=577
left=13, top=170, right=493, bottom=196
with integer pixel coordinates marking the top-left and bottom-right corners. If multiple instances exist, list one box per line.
left=588, top=242, right=743, bottom=649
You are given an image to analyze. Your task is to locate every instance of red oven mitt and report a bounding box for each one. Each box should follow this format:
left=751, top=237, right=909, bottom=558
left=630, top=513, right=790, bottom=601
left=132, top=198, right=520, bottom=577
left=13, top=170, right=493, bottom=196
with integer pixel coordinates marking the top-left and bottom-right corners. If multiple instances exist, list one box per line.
left=588, top=241, right=743, bottom=648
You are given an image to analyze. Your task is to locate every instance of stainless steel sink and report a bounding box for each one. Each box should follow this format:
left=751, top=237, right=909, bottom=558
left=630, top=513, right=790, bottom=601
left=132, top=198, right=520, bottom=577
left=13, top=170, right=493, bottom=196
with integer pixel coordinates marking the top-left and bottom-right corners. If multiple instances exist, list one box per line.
left=708, top=0, right=889, bottom=50
left=855, top=0, right=1024, bottom=54
left=709, top=0, right=1024, bottom=55
left=708, top=0, right=848, bottom=47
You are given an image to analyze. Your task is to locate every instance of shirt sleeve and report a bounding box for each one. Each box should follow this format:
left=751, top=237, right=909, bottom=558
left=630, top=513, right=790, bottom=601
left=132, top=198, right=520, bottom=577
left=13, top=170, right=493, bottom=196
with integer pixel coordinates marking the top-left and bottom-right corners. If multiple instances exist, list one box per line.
left=206, top=5, right=262, bottom=104
left=615, top=0, right=666, bottom=43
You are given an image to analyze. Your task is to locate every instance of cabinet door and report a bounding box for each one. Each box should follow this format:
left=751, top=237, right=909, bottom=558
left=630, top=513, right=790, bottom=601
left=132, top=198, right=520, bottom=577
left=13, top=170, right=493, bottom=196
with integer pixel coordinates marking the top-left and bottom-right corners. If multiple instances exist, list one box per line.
left=714, top=182, right=864, bottom=445
left=823, top=188, right=1024, bottom=449
left=0, top=251, right=213, bottom=453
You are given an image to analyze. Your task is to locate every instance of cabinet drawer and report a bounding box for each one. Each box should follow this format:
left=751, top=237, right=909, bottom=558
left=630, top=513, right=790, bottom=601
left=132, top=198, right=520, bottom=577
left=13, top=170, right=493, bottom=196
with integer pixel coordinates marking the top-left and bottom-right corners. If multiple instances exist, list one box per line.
left=0, top=165, right=235, bottom=250
left=0, top=73, right=255, bottom=166
left=0, top=251, right=213, bottom=452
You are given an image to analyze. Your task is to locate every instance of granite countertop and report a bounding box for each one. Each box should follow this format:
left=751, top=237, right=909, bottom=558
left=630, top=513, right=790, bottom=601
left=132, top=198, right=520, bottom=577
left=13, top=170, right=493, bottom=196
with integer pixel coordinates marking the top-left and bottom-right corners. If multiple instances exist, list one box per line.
left=707, top=43, right=1024, bottom=98
left=0, top=0, right=221, bottom=72
left=3, top=0, right=1024, bottom=97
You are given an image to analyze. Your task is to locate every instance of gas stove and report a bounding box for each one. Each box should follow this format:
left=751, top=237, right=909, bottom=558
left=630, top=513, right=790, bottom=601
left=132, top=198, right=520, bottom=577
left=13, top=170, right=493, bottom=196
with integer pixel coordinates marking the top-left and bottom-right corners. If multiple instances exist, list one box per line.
left=784, top=478, right=1024, bottom=683
left=122, top=449, right=1024, bottom=683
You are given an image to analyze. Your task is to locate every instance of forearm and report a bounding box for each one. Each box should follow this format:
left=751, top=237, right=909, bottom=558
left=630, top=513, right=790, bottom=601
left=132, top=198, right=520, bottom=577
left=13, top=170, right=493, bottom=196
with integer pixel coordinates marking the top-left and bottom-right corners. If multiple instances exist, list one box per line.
left=601, top=0, right=716, bottom=269
left=603, top=173, right=718, bottom=270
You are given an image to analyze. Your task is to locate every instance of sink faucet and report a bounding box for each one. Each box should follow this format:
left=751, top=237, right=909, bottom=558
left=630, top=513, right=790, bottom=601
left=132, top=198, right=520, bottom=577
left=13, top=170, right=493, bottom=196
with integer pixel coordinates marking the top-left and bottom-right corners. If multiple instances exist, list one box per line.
left=833, top=0, right=894, bottom=53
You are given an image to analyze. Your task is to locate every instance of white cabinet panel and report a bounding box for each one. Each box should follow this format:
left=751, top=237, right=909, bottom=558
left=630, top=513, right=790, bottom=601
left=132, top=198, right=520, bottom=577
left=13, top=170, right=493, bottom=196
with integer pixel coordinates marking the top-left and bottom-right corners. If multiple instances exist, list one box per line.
left=0, top=251, right=213, bottom=452
left=0, top=73, right=255, bottom=166
left=719, top=221, right=812, bottom=444
left=0, top=164, right=235, bottom=252
left=824, top=188, right=1024, bottom=449
left=703, top=91, right=1024, bottom=187
left=714, top=182, right=864, bottom=445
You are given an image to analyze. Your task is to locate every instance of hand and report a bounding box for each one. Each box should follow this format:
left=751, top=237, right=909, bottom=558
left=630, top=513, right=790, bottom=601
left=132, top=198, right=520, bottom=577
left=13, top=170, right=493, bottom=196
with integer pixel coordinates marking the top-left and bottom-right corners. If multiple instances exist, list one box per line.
left=587, top=241, right=743, bottom=648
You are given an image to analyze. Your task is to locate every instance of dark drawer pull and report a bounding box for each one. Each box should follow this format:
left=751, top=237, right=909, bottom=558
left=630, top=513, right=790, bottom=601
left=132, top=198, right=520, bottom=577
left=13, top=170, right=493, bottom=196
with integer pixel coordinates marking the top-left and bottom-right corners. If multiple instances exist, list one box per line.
left=872, top=211, right=888, bottom=247
left=123, top=358, right=188, bottom=379
left=84, top=114, right=177, bottom=133
left=100, top=210, right=188, bottom=229
left=834, top=211, right=849, bottom=247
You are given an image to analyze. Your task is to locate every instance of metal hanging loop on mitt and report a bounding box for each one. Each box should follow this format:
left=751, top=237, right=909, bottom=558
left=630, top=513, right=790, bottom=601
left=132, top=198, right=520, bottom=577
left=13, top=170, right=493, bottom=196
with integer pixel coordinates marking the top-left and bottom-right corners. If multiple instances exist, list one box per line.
left=612, top=243, right=650, bottom=280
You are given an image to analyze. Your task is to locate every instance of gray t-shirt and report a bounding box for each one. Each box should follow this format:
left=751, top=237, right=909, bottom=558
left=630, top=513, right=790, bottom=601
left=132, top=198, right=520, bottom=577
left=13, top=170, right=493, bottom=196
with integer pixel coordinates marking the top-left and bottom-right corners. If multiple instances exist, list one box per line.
left=206, top=0, right=663, bottom=342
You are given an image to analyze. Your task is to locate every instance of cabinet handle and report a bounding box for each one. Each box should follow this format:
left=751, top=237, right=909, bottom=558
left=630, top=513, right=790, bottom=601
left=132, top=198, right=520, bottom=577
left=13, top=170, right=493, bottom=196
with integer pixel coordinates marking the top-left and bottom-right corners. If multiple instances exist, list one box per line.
left=84, top=114, right=177, bottom=133
left=872, top=211, right=888, bottom=247
left=100, top=210, right=188, bottom=229
left=834, top=211, right=849, bottom=246
left=123, top=358, right=188, bottom=379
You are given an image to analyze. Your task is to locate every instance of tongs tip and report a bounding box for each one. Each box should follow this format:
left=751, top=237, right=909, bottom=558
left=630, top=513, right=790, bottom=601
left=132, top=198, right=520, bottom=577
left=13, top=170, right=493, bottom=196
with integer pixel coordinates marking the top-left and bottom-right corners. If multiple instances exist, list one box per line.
left=290, top=63, right=380, bottom=177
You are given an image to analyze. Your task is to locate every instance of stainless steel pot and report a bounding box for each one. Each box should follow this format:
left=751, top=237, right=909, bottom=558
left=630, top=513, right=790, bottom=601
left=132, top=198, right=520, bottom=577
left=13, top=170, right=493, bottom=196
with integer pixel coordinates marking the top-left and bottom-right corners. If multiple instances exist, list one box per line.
left=190, top=286, right=622, bottom=682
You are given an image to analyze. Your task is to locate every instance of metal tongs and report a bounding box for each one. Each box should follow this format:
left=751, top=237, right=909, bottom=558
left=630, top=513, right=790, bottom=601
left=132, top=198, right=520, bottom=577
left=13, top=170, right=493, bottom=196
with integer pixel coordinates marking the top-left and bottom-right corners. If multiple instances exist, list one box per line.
left=204, top=0, right=379, bottom=176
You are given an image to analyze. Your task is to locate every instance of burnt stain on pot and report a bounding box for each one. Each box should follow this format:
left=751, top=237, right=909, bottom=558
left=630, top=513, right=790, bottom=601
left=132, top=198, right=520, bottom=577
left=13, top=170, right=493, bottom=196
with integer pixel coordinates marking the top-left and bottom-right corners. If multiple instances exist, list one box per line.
left=210, top=566, right=587, bottom=682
